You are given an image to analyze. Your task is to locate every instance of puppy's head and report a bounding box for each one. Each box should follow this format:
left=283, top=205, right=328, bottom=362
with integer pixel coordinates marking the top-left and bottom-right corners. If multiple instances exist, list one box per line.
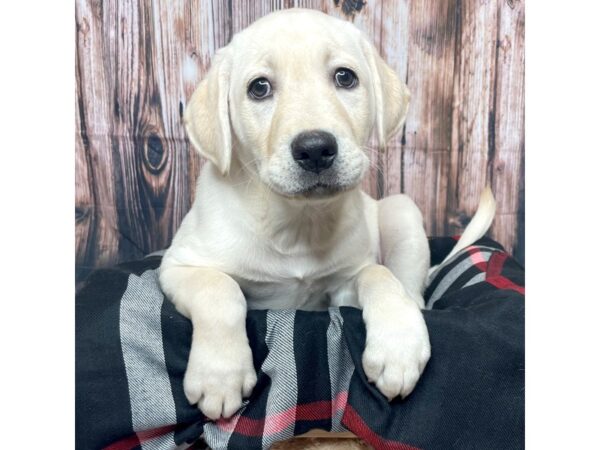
left=185, top=9, right=410, bottom=199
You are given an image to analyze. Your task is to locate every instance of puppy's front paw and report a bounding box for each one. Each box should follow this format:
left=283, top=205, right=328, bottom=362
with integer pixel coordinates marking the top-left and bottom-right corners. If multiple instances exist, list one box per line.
left=184, top=336, right=257, bottom=420
left=362, top=304, right=430, bottom=401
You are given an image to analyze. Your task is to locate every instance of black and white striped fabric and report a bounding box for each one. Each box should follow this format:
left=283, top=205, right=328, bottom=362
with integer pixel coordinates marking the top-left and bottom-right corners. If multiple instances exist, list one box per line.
left=76, top=237, right=524, bottom=450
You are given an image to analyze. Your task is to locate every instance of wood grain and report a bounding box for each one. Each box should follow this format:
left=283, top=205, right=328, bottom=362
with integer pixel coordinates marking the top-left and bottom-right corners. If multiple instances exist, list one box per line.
left=76, top=0, right=120, bottom=280
left=401, top=0, right=459, bottom=235
left=490, top=0, right=525, bottom=262
left=75, top=0, right=525, bottom=281
left=447, top=0, right=498, bottom=235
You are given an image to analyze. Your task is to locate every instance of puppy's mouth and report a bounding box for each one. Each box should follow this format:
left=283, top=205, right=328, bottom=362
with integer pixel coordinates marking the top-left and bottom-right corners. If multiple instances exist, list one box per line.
left=277, top=180, right=357, bottom=200
left=297, top=182, right=347, bottom=199
left=265, top=156, right=367, bottom=199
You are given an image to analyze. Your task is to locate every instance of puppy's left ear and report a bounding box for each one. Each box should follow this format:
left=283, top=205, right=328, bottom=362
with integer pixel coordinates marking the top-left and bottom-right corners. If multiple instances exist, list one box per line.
left=361, top=38, right=411, bottom=148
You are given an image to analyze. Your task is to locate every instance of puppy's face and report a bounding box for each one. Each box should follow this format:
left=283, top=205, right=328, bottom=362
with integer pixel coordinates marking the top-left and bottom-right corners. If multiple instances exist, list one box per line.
left=185, top=9, right=410, bottom=199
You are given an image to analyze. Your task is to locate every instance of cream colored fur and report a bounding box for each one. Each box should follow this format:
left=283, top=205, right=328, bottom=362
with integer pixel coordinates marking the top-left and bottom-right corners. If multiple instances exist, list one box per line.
left=159, top=9, right=495, bottom=421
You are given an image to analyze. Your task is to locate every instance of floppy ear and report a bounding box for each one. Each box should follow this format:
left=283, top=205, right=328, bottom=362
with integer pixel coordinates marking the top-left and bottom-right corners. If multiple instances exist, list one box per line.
left=361, top=38, right=411, bottom=149
left=184, top=49, right=232, bottom=175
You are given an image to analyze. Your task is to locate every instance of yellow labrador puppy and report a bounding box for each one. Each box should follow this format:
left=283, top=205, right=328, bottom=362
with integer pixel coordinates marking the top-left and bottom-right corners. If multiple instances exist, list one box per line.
left=159, top=8, right=495, bottom=421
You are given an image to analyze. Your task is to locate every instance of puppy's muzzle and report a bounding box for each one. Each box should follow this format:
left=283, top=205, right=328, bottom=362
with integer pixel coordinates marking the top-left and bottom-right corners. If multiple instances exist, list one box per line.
left=291, top=130, right=337, bottom=174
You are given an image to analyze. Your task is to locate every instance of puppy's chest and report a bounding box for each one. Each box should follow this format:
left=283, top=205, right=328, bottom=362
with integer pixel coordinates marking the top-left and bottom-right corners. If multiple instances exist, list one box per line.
left=234, top=248, right=372, bottom=311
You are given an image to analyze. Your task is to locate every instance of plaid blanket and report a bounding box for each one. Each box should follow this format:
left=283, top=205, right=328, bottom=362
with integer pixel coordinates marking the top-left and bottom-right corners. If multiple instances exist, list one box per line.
left=76, top=237, right=524, bottom=450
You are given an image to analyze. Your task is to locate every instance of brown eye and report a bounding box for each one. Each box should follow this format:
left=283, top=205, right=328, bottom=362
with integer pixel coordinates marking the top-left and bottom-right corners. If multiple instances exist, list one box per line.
left=334, top=68, right=358, bottom=89
left=248, top=77, right=272, bottom=100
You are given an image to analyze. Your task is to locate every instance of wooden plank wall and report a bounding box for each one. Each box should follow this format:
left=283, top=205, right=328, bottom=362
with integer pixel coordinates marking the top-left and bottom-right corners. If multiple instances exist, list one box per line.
left=75, top=0, right=525, bottom=282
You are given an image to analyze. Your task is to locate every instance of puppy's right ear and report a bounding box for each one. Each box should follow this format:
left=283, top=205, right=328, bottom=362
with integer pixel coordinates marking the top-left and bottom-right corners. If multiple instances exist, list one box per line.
left=184, top=49, right=232, bottom=175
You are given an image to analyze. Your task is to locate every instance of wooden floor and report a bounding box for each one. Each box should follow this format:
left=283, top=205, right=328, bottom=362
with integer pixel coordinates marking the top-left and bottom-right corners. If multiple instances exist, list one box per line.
left=76, top=0, right=525, bottom=282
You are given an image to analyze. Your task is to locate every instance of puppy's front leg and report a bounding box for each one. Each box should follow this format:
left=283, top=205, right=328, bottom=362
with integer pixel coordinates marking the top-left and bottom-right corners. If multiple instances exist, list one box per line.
left=159, top=266, right=257, bottom=420
left=356, top=265, right=430, bottom=400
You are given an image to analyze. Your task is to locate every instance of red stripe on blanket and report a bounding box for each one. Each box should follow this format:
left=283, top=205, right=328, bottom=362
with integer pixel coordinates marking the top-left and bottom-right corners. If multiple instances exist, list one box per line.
left=104, top=424, right=177, bottom=450
left=468, top=247, right=490, bottom=271
left=487, top=252, right=507, bottom=277
left=486, top=252, right=525, bottom=295
left=487, top=276, right=525, bottom=294
left=103, top=435, right=140, bottom=450
left=342, top=404, right=422, bottom=450
left=216, top=391, right=348, bottom=437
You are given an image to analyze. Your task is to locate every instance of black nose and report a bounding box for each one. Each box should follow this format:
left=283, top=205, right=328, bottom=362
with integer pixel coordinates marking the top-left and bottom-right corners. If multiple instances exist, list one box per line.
left=291, top=130, right=338, bottom=174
